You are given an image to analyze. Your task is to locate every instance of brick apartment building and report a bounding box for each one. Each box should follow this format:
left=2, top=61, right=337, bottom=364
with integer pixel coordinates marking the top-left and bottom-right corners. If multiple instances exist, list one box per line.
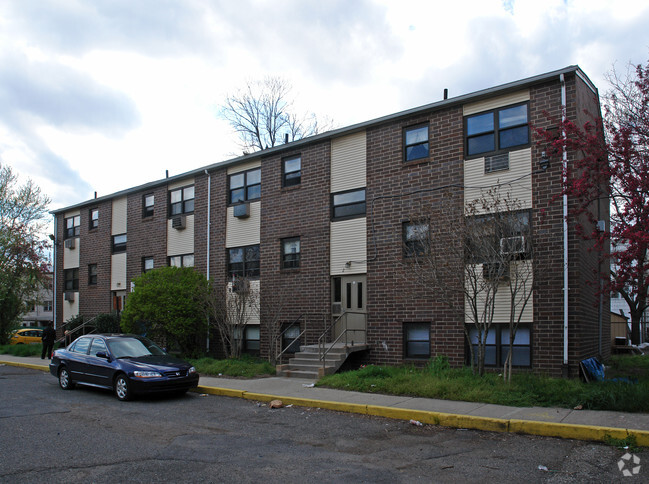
left=51, top=66, right=609, bottom=377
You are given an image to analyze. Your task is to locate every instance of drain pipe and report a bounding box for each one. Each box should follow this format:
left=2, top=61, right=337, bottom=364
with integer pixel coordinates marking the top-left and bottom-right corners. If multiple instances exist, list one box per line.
left=204, top=169, right=211, bottom=352
left=52, top=215, right=58, bottom=331
left=560, top=73, right=570, bottom=376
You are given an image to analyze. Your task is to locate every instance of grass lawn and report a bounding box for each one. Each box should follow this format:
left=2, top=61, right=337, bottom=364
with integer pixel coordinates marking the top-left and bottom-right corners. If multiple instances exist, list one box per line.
left=188, top=355, right=276, bottom=378
left=317, top=355, right=649, bottom=413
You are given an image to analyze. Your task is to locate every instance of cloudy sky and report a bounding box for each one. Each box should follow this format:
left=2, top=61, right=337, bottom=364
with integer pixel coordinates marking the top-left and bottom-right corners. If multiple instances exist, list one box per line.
left=1, top=0, right=648, bottom=213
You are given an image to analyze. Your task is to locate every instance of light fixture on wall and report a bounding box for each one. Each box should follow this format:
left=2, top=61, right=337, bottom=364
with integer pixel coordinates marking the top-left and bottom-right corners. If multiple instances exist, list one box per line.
left=539, top=151, right=550, bottom=171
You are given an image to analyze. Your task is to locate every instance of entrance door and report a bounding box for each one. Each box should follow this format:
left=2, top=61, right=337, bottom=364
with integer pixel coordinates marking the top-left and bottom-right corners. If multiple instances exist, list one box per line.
left=332, top=275, right=366, bottom=344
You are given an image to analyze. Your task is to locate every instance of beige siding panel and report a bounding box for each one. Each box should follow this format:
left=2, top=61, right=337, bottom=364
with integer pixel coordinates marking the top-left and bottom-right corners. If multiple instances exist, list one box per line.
left=167, top=214, right=195, bottom=256
left=464, top=148, right=532, bottom=212
left=111, top=196, right=127, bottom=235
left=227, top=159, right=261, bottom=175
left=62, top=296, right=79, bottom=322
left=63, top=239, right=80, bottom=269
left=330, top=218, right=367, bottom=275
left=226, top=201, right=261, bottom=248
left=331, top=132, right=366, bottom=193
left=64, top=210, right=80, bottom=218
left=465, top=261, right=534, bottom=324
left=226, top=279, right=260, bottom=325
left=463, top=90, right=530, bottom=116
left=111, top=252, right=127, bottom=291
left=168, top=177, right=195, bottom=191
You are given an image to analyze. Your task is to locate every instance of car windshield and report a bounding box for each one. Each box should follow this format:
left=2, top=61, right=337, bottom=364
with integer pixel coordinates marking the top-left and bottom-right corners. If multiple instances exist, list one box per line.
left=106, top=337, right=167, bottom=358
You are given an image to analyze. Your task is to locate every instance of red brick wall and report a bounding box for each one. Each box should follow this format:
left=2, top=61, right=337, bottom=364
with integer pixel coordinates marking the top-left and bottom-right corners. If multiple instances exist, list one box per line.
left=259, top=142, right=332, bottom=358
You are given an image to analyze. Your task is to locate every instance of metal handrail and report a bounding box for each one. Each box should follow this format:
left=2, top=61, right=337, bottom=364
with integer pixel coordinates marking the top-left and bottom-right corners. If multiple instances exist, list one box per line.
left=56, top=316, right=98, bottom=345
left=317, top=311, right=367, bottom=372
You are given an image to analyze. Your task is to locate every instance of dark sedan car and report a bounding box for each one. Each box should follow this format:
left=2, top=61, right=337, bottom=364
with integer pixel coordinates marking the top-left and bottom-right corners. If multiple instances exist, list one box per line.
left=49, top=334, right=199, bottom=401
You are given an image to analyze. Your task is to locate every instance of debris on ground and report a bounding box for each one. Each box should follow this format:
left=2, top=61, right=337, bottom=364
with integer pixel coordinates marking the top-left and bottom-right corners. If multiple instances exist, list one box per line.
left=538, top=465, right=548, bottom=472
left=302, top=383, right=315, bottom=388
left=199, top=394, right=208, bottom=397
left=573, top=404, right=583, bottom=410
left=409, top=419, right=423, bottom=427
left=269, top=399, right=283, bottom=409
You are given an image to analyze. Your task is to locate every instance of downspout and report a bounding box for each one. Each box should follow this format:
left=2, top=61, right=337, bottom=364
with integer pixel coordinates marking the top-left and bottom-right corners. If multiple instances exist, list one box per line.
left=52, top=215, right=58, bottom=331
left=205, top=169, right=211, bottom=352
left=560, top=73, right=569, bottom=376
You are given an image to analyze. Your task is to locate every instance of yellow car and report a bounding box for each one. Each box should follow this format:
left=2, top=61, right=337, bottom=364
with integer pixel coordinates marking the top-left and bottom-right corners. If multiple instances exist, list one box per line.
left=10, top=328, right=44, bottom=345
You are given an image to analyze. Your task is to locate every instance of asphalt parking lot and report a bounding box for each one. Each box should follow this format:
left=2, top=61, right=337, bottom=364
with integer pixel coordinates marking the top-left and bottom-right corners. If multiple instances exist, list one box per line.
left=1, top=364, right=647, bottom=483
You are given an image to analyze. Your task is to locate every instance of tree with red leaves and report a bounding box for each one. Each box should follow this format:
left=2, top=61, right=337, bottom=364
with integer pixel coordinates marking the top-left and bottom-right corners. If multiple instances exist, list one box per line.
left=0, top=162, right=51, bottom=344
left=537, top=59, right=649, bottom=345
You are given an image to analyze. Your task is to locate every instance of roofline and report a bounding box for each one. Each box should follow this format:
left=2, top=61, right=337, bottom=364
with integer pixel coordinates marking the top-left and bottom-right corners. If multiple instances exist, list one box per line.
left=51, top=65, right=586, bottom=215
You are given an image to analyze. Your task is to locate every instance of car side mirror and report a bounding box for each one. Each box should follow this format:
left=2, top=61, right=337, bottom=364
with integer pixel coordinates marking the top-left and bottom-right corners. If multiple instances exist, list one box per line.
left=96, top=351, right=110, bottom=360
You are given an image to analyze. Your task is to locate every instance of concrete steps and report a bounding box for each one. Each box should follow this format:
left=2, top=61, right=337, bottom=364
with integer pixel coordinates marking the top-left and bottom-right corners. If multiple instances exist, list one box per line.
left=276, top=343, right=368, bottom=379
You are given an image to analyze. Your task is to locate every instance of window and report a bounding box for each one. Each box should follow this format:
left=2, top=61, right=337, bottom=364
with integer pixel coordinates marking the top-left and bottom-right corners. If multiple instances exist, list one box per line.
left=143, top=257, right=154, bottom=272
left=229, top=168, right=261, bottom=204
left=169, top=186, right=194, bottom=216
left=244, top=326, right=260, bottom=355
left=71, top=337, right=90, bottom=354
left=44, top=301, right=52, bottom=312
left=89, top=208, right=98, bottom=230
left=465, top=103, right=529, bottom=157
left=228, top=245, right=260, bottom=278
left=467, top=325, right=531, bottom=367
left=143, top=193, right=154, bottom=217
left=169, top=254, right=194, bottom=268
left=332, top=188, right=366, bottom=220
left=404, top=322, right=430, bottom=359
left=403, top=221, right=430, bottom=257
left=90, top=338, right=107, bottom=357
left=281, top=237, right=300, bottom=269
left=404, top=125, right=429, bottom=162
left=88, top=264, right=97, bottom=285
left=112, top=234, right=127, bottom=253
left=466, top=210, right=531, bottom=263
left=64, top=216, right=80, bottom=239
left=282, top=324, right=301, bottom=354
left=282, top=156, right=301, bottom=187
left=64, top=268, right=79, bottom=291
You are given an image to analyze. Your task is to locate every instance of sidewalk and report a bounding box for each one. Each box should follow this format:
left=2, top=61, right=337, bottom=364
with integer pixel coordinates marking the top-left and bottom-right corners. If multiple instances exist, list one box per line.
left=3, top=354, right=649, bottom=446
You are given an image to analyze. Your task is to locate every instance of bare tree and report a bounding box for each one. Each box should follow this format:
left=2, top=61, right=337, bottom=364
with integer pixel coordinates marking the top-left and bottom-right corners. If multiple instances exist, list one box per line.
left=403, top=188, right=535, bottom=378
left=221, top=77, right=335, bottom=153
left=207, top=277, right=259, bottom=359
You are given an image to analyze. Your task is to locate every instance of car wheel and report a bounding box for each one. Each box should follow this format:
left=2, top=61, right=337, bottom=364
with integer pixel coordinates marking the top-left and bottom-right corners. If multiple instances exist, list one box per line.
left=59, top=367, right=75, bottom=390
left=114, top=374, right=131, bottom=401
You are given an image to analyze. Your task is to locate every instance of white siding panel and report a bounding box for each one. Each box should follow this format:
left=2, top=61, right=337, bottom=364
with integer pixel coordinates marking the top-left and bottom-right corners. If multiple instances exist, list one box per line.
left=62, top=296, right=79, bottom=322
left=463, top=90, right=530, bottom=116
left=331, top=132, right=366, bottom=193
left=227, top=159, right=261, bottom=175
left=111, top=197, right=127, bottom=235
left=168, top=177, right=195, bottom=191
left=63, top=240, right=80, bottom=269
left=226, top=201, right=261, bottom=248
left=226, top=279, right=260, bottom=325
left=330, top=218, right=367, bottom=275
left=464, top=148, right=532, bottom=212
left=167, top=214, right=195, bottom=256
left=111, top=252, right=127, bottom=291
left=465, top=262, right=534, bottom=323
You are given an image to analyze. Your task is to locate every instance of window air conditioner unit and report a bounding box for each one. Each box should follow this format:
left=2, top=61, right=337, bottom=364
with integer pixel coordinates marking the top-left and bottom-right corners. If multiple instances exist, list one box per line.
left=233, top=203, right=250, bottom=218
left=500, top=236, right=526, bottom=255
left=64, top=292, right=75, bottom=302
left=64, top=238, right=75, bottom=249
left=171, top=215, right=186, bottom=230
left=483, top=262, right=509, bottom=281
left=484, top=153, right=510, bottom=173
left=331, top=303, right=343, bottom=315
left=232, top=277, right=250, bottom=294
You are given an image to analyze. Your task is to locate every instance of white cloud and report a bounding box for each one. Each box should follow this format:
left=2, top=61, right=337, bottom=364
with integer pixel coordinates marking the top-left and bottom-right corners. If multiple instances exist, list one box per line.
left=0, top=0, right=648, bottom=215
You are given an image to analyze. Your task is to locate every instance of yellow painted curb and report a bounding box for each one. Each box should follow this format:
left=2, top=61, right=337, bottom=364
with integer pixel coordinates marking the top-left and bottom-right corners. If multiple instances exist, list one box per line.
left=194, top=386, right=245, bottom=398
left=0, top=360, right=49, bottom=372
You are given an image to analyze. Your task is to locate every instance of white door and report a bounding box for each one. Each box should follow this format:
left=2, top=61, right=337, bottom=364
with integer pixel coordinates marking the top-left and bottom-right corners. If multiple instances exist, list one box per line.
left=332, top=275, right=366, bottom=344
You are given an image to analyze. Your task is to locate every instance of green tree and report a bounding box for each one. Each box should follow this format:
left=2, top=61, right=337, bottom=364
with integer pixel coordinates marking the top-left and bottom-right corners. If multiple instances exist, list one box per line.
left=121, top=267, right=209, bottom=357
left=0, top=162, right=50, bottom=344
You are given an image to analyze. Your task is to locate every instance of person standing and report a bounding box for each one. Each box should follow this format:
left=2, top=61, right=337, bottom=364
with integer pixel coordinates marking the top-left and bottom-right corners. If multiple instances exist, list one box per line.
left=41, top=322, right=56, bottom=359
